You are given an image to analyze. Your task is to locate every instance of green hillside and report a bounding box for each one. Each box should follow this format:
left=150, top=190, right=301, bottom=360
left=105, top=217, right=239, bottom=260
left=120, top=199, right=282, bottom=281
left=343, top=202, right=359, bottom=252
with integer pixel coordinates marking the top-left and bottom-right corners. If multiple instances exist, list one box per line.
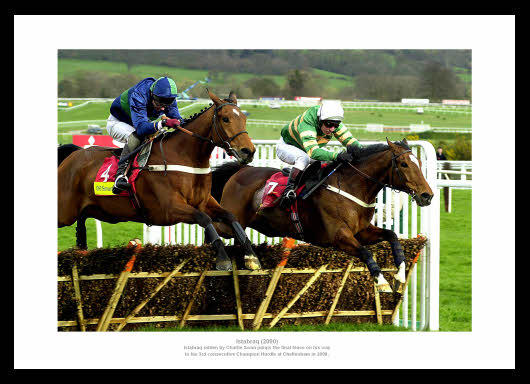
left=58, top=50, right=471, bottom=101
left=59, top=58, right=285, bottom=95
left=58, top=58, right=209, bottom=83
left=58, top=58, right=359, bottom=96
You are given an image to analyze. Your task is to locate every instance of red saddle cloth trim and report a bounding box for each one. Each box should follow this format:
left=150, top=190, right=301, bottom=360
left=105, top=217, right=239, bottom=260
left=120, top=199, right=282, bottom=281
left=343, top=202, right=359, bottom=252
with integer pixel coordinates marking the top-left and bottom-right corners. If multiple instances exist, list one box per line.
left=95, top=154, right=142, bottom=196
left=260, top=172, right=305, bottom=209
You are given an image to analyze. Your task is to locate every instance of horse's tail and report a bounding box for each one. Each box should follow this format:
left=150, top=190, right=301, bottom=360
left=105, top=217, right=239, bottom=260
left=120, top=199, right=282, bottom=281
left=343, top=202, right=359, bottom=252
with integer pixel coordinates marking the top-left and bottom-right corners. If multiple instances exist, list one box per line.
left=211, top=161, right=248, bottom=202
left=58, top=144, right=82, bottom=167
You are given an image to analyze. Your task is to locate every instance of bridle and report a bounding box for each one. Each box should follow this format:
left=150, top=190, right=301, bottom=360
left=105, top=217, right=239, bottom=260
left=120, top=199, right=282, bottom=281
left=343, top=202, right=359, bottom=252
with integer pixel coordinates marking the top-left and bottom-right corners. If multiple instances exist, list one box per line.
left=346, top=148, right=417, bottom=198
left=164, top=101, right=249, bottom=162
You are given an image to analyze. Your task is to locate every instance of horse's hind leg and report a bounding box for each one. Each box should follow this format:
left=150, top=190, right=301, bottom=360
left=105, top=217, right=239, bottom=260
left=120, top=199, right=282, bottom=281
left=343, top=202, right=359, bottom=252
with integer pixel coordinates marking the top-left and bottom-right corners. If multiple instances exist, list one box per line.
left=76, top=214, right=88, bottom=250
left=203, top=223, right=232, bottom=271
left=167, top=203, right=232, bottom=271
left=206, top=196, right=261, bottom=270
left=335, top=227, right=392, bottom=293
left=356, top=224, right=406, bottom=292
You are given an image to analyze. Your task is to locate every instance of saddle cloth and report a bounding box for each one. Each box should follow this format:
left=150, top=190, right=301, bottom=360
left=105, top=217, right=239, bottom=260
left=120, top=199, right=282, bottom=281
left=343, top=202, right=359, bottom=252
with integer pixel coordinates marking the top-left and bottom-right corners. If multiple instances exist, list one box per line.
left=259, top=162, right=333, bottom=209
left=93, top=142, right=153, bottom=196
left=259, top=172, right=306, bottom=209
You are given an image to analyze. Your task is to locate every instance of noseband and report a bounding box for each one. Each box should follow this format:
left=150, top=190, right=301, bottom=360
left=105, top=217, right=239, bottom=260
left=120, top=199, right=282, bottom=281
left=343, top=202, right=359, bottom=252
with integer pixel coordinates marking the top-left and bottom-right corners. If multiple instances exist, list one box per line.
left=390, top=149, right=413, bottom=191
left=347, top=148, right=416, bottom=198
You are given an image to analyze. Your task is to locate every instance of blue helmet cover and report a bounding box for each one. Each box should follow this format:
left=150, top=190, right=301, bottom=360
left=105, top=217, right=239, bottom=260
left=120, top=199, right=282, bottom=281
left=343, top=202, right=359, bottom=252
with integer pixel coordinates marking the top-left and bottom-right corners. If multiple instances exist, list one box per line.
left=151, top=77, right=178, bottom=99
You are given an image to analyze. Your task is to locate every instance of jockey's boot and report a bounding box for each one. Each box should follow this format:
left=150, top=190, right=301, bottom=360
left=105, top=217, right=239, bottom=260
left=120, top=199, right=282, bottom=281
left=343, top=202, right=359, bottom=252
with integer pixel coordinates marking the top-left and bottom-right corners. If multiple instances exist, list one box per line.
left=112, top=144, right=133, bottom=195
left=112, top=133, right=142, bottom=195
left=278, top=167, right=303, bottom=209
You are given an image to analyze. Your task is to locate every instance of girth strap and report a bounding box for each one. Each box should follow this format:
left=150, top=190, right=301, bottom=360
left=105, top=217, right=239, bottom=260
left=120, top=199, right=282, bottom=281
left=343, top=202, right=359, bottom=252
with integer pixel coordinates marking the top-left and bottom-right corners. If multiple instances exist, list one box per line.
left=324, top=185, right=376, bottom=208
left=288, top=200, right=304, bottom=241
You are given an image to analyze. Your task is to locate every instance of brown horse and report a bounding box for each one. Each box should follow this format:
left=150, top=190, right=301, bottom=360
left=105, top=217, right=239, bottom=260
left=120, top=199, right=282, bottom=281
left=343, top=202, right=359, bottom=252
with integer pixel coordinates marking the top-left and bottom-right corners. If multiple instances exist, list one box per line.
left=58, top=90, right=261, bottom=271
left=210, top=139, right=434, bottom=292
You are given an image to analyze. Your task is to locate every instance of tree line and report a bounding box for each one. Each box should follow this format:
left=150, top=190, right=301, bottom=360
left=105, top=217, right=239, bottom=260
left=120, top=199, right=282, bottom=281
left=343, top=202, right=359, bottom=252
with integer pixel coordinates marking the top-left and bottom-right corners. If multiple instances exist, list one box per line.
left=58, top=50, right=471, bottom=102
left=59, top=49, right=471, bottom=77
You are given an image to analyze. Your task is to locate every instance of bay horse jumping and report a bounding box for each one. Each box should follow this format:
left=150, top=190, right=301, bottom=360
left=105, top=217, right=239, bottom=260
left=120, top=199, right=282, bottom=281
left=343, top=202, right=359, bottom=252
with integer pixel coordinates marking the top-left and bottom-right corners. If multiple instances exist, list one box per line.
left=210, top=139, right=434, bottom=292
left=58, top=90, right=261, bottom=271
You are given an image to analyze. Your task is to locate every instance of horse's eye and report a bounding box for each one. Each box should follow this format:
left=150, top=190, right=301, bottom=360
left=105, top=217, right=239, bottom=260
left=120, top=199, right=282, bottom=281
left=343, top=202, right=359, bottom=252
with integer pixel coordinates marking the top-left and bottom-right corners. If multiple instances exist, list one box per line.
left=222, top=117, right=229, bottom=123
left=401, top=162, right=408, bottom=168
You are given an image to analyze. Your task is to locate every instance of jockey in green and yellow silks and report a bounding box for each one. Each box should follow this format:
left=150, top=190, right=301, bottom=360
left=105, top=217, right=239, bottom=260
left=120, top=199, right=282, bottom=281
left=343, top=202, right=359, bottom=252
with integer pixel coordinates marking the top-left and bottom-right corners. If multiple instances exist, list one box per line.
left=276, top=100, right=362, bottom=208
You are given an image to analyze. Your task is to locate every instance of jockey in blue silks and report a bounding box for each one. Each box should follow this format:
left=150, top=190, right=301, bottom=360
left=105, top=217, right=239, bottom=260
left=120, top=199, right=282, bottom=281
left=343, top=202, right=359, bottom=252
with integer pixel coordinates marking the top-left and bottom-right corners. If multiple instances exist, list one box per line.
left=106, top=76, right=183, bottom=194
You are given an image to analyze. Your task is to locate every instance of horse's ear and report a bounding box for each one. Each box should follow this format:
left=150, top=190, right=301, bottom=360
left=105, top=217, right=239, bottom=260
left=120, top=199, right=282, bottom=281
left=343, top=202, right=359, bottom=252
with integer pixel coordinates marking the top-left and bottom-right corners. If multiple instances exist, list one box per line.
left=228, top=91, right=237, bottom=105
left=386, top=137, right=397, bottom=152
left=207, top=88, right=223, bottom=106
left=402, top=138, right=409, bottom=147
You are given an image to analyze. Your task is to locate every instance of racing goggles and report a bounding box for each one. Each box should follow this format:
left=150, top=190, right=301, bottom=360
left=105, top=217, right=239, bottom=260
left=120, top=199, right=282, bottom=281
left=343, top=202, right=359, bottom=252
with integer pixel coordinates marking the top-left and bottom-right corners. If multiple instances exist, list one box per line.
left=152, top=94, right=176, bottom=108
left=323, top=120, right=341, bottom=129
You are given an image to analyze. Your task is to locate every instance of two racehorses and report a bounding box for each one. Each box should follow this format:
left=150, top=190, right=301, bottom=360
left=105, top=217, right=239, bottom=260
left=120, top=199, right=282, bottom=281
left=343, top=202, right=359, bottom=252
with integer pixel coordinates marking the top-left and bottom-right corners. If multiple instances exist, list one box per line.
left=59, top=97, right=433, bottom=293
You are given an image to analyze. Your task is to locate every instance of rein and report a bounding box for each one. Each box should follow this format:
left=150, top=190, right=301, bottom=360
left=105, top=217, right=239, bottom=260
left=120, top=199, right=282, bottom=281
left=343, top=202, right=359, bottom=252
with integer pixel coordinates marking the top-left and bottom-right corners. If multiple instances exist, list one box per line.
left=169, top=102, right=249, bottom=162
left=346, top=149, right=416, bottom=198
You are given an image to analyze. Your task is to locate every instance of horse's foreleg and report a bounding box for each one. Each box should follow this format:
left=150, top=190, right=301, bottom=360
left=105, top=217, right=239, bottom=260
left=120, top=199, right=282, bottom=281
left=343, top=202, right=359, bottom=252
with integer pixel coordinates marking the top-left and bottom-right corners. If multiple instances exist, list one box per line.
left=203, top=222, right=232, bottom=271
left=167, top=203, right=232, bottom=271
left=335, top=227, right=392, bottom=293
left=356, top=224, right=406, bottom=287
left=205, top=196, right=261, bottom=270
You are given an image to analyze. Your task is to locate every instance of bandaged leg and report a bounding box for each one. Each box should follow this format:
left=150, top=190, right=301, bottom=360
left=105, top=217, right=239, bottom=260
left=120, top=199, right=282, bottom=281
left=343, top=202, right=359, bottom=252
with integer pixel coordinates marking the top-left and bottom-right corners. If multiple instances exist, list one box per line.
left=232, top=222, right=261, bottom=270
left=205, top=223, right=232, bottom=271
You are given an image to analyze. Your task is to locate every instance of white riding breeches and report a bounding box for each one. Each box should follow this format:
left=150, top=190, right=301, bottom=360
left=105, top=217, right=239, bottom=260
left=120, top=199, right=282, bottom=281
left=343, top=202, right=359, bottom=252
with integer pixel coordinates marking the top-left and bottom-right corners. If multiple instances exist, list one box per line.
left=276, top=137, right=316, bottom=171
left=106, top=114, right=135, bottom=143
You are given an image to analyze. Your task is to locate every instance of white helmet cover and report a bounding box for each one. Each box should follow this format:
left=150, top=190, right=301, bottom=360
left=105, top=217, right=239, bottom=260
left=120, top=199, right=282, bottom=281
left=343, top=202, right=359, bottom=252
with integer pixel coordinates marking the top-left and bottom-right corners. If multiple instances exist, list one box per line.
left=318, top=101, right=344, bottom=121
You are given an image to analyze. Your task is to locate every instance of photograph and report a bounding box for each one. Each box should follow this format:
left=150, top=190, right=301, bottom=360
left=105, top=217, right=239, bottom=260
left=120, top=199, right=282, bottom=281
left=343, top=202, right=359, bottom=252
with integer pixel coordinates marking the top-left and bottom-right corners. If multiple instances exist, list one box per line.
left=56, top=48, right=469, bottom=334
left=14, top=14, right=515, bottom=372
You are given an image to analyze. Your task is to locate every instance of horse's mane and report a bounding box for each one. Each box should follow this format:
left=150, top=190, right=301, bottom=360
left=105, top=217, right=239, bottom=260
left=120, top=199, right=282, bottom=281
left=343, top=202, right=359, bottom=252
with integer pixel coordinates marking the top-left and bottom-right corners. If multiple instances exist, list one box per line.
left=329, top=140, right=411, bottom=167
left=181, top=104, right=213, bottom=128
left=164, top=97, right=235, bottom=141
left=180, top=97, right=235, bottom=128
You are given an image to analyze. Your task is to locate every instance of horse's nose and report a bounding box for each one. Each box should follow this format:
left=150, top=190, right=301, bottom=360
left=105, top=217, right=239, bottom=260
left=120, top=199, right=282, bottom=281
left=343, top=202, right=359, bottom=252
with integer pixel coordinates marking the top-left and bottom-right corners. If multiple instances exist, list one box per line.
left=421, top=192, right=433, bottom=204
left=241, top=147, right=254, bottom=162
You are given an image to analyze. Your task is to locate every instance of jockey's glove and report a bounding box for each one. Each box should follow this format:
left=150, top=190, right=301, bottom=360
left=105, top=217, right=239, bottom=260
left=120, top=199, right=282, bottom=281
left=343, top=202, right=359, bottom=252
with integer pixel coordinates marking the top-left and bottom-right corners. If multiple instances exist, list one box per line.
left=164, top=119, right=181, bottom=129
left=336, top=151, right=353, bottom=163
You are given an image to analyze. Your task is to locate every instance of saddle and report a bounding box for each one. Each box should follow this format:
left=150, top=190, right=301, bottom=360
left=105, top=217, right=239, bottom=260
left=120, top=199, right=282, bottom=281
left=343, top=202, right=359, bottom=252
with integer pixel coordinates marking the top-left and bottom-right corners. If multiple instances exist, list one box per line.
left=259, top=161, right=325, bottom=210
left=93, top=141, right=153, bottom=196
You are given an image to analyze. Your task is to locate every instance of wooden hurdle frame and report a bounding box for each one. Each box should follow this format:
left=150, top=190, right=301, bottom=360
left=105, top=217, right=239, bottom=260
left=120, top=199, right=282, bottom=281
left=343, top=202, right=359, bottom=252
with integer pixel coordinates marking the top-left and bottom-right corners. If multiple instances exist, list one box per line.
left=58, top=238, right=421, bottom=332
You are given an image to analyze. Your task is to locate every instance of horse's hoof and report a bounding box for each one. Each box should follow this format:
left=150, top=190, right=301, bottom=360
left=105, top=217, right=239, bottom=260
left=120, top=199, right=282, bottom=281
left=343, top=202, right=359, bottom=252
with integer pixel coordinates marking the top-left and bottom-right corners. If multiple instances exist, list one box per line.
left=216, top=259, right=233, bottom=271
left=244, top=255, right=262, bottom=270
left=377, top=283, right=393, bottom=293
left=395, top=262, right=406, bottom=283
left=375, top=274, right=393, bottom=293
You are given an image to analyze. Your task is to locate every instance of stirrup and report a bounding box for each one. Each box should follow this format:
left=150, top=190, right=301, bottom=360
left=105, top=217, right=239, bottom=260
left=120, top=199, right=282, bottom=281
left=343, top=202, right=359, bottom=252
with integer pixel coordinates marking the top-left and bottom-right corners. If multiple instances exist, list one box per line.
left=115, top=174, right=129, bottom=185
left=279, top=190, right=296, bottom=209
left=113, top=174, right=131, bottom=193
left=285, top=189, right=296, bottom=199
